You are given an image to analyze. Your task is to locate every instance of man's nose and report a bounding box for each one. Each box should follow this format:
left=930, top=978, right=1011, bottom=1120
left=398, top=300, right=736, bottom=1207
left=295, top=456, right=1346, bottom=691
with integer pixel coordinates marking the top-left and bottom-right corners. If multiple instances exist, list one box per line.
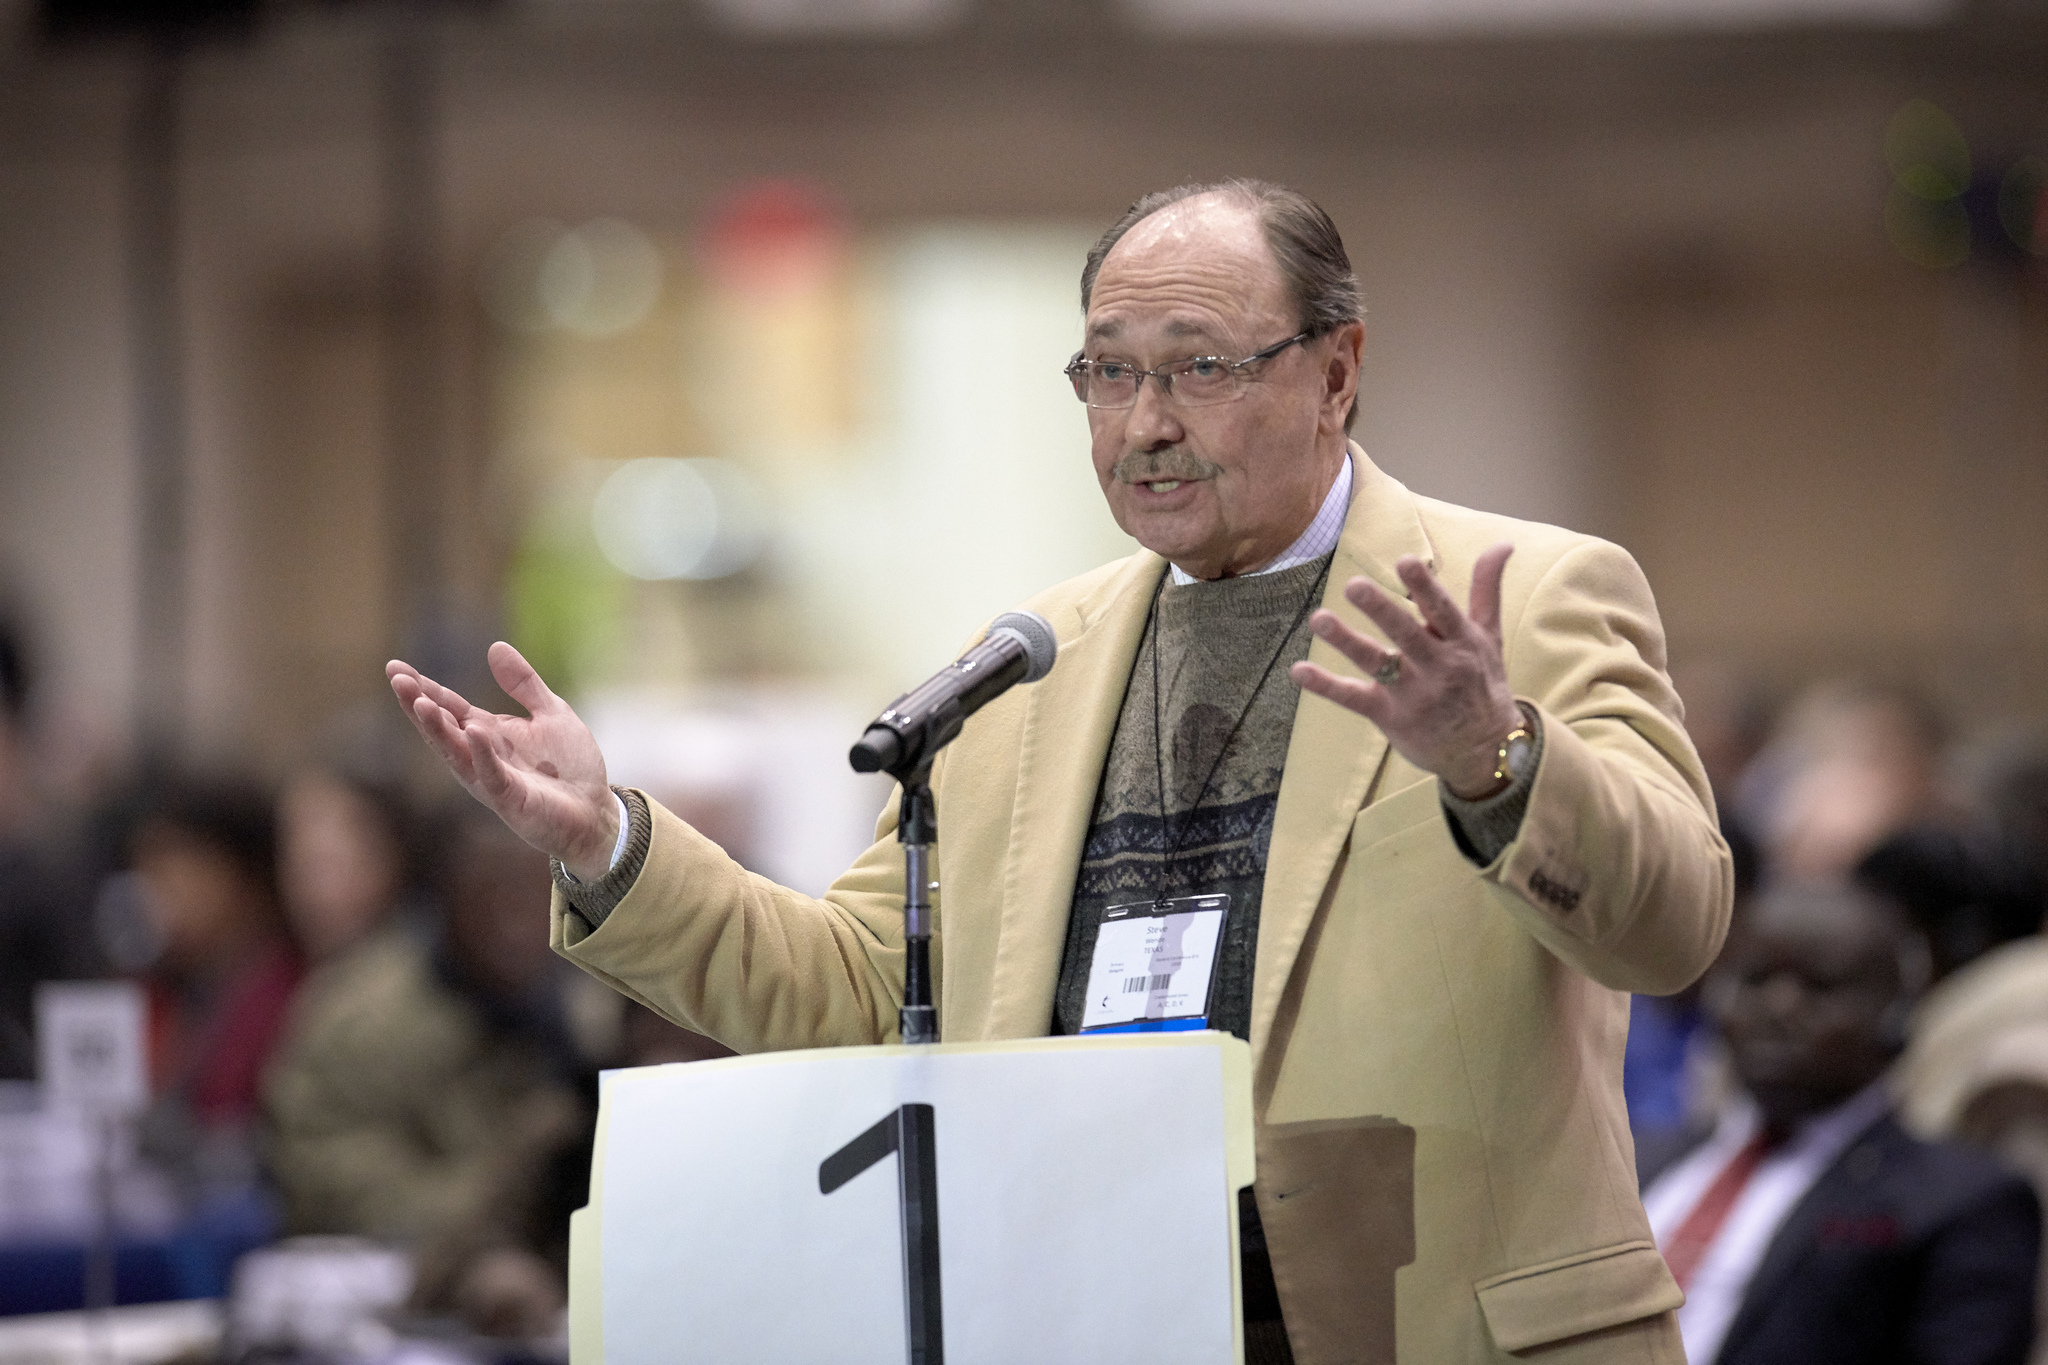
left=1123, top=373, right=1184, bottom=450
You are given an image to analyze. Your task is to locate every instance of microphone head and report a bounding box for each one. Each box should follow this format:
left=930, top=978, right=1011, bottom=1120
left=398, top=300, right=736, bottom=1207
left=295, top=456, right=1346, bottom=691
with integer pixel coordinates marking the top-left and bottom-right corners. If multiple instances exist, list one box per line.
left=985, top=610, right=1058, bottom=684
left=848, top=724, right=903, bottom=775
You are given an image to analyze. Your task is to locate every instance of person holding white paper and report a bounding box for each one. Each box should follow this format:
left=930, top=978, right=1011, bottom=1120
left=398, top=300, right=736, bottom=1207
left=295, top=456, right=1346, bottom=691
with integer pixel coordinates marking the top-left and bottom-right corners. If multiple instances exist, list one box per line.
left=389, top=180, right=1732, bottom=1364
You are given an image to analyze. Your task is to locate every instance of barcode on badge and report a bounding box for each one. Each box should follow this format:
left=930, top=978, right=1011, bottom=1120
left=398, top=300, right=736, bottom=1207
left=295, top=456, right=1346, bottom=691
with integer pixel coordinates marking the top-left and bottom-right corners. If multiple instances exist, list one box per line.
left=1121, top=973, right=1174, bottom=994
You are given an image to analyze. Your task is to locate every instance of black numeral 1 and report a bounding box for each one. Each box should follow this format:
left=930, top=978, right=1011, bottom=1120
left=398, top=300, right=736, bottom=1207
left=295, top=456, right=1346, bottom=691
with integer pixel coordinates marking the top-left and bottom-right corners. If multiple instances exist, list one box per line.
left=819, top=1103, right=942, bottom=1365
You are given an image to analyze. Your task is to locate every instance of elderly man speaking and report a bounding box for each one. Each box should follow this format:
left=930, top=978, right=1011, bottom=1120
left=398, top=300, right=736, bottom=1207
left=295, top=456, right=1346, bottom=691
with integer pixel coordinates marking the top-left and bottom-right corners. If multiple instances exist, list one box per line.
left=390, top=180, right=1731, bottom=1364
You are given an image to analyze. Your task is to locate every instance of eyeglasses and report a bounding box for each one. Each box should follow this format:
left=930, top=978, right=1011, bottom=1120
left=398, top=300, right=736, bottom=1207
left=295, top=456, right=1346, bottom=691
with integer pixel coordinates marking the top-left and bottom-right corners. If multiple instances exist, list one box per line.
left=1064, top=331, right=1313, bottom=409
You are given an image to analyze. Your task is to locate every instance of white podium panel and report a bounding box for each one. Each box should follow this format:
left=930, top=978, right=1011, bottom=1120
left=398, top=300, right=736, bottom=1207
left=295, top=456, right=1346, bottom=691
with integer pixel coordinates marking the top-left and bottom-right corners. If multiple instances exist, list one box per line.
left=571, top=1031, right=1253, bottom=1365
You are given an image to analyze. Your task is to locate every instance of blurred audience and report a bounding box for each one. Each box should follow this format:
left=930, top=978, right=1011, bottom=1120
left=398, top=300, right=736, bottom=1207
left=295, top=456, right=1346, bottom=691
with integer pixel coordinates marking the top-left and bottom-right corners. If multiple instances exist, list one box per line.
left=263, top=804, right=596, bottom=1339
left=1889, top=732, right=2048, bottom=1360
left=1624, top=821, right=1757, bottom=1143
left=1641, top=878, right=2040, bottom=1365
left=1901, top=931, right=2048, bottom=1276
left=1736, top=679, right=1948, bottom=883
left=0, top=616, right=99, bottom=1080
left=127, top=776, right=303, bottom=1162
left=276, top=767, right=418, bottom=967
left=1855, top=825, right=2042, bottom=985
left=1976, top=729, right=2048, bottom=915
left=1670, top=660, right=1774, bottom=814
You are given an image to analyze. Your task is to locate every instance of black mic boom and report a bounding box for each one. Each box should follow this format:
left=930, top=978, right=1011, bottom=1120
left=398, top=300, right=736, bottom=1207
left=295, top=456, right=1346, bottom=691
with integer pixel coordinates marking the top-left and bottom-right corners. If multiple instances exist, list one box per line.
left=849, top=611, right=1058, bottom=780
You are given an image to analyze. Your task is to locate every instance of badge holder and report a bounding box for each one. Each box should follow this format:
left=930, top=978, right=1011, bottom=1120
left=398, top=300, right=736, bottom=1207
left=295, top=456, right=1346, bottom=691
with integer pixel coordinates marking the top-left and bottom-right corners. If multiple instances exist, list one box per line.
left=1079, top=893, right=1231, bottom=1035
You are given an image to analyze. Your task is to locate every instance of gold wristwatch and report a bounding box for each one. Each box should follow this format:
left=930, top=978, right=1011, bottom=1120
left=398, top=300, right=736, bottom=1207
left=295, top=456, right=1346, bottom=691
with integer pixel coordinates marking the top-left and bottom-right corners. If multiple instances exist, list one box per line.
left=1492, top=712, right=1536, bottom=786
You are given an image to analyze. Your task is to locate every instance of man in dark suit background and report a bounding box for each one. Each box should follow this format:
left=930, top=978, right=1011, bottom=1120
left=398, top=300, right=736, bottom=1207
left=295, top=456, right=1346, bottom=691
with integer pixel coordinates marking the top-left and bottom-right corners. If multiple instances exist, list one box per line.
left=1640, top=877, right=2041, bottom=1364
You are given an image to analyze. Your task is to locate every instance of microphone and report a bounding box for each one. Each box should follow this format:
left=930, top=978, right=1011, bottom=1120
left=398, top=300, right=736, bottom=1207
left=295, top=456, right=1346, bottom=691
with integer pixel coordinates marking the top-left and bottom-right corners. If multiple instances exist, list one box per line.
left=849, top=611, right=1058, bottom=780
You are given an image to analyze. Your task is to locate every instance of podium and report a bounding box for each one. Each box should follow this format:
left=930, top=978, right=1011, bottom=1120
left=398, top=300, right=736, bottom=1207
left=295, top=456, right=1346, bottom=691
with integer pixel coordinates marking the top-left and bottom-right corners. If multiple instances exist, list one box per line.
left=569, top=1030, right=1254, bottom=1364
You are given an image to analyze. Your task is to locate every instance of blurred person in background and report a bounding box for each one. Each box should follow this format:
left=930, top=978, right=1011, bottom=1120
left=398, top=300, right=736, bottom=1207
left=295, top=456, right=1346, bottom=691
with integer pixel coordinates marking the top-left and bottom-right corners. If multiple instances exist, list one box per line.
left=1626, top=824, right=1758, bottom=1168
left=1641, top=877, right=2039, bottom=1365
left=1856, top=824, right=2042, bottom=986
left=1890, top=741, right=2048, bottom=1361
left=264, top=802, right=598, bottom=1341
left=0, top=613, right=99, bottom=1079
left=1737, top=678, right=1948, bottom=884
left=1902, top=928, right=2048, bottom=1365
left=1626, top=663, right=1770, bottom=1158
left=1979, top=730, right=2048, bottom=914
left=128, top=776, right=303, bottom=1164
left=276, top=766, right=419, bottom=967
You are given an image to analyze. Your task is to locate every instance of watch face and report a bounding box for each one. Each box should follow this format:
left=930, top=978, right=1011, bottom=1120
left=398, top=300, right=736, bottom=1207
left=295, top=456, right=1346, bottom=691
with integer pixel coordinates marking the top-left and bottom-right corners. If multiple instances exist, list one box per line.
left=1505, top=733, right=1536, bottom=780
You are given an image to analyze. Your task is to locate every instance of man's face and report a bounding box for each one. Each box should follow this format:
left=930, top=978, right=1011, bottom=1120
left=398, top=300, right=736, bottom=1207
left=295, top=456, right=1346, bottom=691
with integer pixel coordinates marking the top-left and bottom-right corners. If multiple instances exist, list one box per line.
left=1082, top=195, right=1358, bottom=580
left=1707, top=882, right=1910, bottom=1130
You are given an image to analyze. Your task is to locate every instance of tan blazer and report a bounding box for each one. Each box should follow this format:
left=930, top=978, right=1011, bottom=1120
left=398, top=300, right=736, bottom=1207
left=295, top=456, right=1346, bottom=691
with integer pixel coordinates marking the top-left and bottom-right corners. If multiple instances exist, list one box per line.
left=555, top=450, right=1733, bottom=1364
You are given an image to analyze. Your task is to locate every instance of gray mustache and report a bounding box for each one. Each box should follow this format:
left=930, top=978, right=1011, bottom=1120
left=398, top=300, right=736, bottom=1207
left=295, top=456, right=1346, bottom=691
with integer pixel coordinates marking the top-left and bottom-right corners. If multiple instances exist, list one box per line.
left=1111, top=449, right=1223, bottom=485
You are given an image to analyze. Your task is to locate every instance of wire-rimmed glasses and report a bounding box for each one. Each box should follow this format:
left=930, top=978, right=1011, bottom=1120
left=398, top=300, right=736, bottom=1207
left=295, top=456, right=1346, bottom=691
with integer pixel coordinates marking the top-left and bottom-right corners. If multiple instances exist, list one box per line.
left=1064, top=330, right=1312, bottom=409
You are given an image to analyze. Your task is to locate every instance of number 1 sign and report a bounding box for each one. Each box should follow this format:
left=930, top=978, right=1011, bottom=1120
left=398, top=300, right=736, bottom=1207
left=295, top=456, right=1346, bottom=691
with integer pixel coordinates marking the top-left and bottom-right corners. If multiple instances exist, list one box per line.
left=821, top=1104, right=941, bottom=1365
left=573, top=1032, right=1253, bottom=1365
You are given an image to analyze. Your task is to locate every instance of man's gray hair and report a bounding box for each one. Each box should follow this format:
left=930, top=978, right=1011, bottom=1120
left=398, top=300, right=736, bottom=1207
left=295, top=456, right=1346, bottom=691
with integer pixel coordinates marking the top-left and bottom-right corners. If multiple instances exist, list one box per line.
left=1080, top=178, right=1364, bottom=428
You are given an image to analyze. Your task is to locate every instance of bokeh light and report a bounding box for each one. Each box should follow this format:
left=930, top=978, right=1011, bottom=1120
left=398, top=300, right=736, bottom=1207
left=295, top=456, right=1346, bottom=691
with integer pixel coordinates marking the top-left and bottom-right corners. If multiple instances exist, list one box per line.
left=1885, top=99, right=1970, bottom=202
left=590, top=457, right=769, bottom=582
left=1885, top=186, right=1970, bottom=269
left=539, top=219, right=664, bottom=337
left=1883, top=99, right=1972, bottom=269
left=480, top=218, right=665, bottom=336
left=1999, top=157, right=2048, bottom=256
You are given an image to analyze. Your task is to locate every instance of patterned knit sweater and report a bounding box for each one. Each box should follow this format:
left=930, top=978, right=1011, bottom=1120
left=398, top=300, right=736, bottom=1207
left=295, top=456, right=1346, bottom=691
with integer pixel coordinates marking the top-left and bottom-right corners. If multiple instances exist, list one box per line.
left=1051, top=556, right=1331, bottom=1041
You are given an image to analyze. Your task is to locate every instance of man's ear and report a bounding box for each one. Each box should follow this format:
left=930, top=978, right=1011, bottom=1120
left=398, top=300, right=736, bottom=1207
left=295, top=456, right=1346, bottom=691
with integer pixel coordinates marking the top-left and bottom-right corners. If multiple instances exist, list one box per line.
left=1322, top=320, right=1365, bottom=433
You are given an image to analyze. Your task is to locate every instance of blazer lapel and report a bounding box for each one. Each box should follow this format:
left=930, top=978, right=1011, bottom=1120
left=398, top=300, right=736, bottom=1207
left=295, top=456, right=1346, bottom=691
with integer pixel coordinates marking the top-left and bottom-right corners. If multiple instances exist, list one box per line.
left=1250, top=450, right=1436, bottom=1082
left=978, top=551, right=1164, bottom=1038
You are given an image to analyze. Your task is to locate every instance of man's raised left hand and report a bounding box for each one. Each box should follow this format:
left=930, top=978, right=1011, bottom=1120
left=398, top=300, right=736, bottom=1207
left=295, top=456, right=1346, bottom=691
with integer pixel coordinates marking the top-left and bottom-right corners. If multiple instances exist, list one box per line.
left=1289, top=542, right=1525, bottom=800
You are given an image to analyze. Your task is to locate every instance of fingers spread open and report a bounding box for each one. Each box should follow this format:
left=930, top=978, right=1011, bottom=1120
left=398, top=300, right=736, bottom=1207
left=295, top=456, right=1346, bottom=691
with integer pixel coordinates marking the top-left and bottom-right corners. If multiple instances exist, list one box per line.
left=1291, top=660, right=1388, bottom=721
left=1468, top=542, right=1514, bottom=638
left=488, top=641, right=560, bottom=718
left=1342, top=577, right=1432, bottom=655
left=1307, top=609, right=1401, bottom=679
left=1395, top=556, right=1467, bottom=640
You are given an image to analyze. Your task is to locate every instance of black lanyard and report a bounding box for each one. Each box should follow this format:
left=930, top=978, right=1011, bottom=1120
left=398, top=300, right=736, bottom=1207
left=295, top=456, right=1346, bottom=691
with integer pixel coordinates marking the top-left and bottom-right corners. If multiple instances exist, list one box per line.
left=1147, top=559, right=1331, bottom=907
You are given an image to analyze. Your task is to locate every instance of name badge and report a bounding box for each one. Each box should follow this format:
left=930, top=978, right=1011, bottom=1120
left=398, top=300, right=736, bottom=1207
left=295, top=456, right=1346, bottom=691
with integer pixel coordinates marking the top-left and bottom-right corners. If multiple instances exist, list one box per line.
left=1079, top=894, right=1230, bottom=1034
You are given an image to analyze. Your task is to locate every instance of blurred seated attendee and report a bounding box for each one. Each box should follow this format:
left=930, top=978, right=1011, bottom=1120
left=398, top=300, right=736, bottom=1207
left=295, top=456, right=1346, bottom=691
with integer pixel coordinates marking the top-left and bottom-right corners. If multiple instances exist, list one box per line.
left=263, top=803, right=595, bottom=1338
left=1901, top=940, right=2048, bottom=1182
left=0, top=614, right=98, bottom=1079
left=1626, top=821, right=1758, bottom=1149
left=130, top=775, right=303, bottom=1135
left=1978, top=729, right=2048, bottom=917
left=1641, top=878, right=2039, bottom=1365
left=1856, top=824, right=2043, bottom=985
left=1893, top=837, right=2048, bottom=1363
left=276, top=766, right=418, bottom=967
left=430, top=1005, right=737, bottom=1339
left=1738, top=679, right=1948, bottom=883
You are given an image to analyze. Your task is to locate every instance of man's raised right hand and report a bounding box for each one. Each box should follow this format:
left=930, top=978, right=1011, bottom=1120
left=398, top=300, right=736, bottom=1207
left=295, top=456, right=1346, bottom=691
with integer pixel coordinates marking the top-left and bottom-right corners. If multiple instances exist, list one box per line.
left=387, top=642, right=620, bottom=882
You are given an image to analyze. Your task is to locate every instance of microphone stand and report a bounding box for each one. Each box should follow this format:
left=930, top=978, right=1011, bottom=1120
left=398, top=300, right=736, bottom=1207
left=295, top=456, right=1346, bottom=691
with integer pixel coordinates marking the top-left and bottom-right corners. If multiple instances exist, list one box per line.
left=898, top=770, right=939, bottom=1045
